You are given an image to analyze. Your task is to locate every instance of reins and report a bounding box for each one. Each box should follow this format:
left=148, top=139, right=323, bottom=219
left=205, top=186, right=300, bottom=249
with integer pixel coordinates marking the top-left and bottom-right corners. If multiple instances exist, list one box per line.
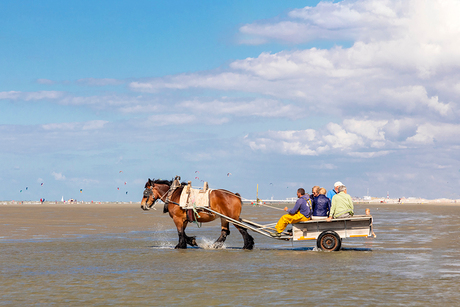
left=255, top=202, right=285, bottom=211
left=152, top=182, right=286, bottom=212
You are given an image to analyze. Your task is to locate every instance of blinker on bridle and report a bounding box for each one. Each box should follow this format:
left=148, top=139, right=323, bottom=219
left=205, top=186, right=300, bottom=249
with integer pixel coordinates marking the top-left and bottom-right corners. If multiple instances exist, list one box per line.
left=143, top=188, right=156, bottom=203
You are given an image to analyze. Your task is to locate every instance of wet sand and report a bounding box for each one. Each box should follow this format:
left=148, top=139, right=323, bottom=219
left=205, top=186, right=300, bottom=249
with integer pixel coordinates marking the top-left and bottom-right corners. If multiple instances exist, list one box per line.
left=2, top=202, right=460, bottom=306
left=1, top=201, right=459, bottom=240
left=0, top=202, right=152, bottom=240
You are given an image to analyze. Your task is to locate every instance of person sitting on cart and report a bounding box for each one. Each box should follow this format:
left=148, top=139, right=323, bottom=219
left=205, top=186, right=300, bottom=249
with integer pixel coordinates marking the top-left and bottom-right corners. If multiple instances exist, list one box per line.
left=326, top=185, right=354, bottom=221
left=270, top=188, right=312, bottom=237
left=312, top=187, right=331, bottom=219
left=311, top=185, right=320, bottom=202
left=326, top=181, right=343, bottom=200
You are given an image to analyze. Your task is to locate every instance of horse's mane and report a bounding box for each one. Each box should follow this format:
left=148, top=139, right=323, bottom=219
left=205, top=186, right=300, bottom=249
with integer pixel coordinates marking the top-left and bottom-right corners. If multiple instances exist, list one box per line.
left=145, top=178, right=187, bottom=188
left=153, top=179, right=173, bottom=185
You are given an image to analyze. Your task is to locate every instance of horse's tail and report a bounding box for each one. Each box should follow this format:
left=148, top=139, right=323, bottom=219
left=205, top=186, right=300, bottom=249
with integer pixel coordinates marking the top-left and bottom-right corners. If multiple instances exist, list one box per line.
left=235, top=192, right=242, bottom=204
left=235, top=192, right=243, bottom=213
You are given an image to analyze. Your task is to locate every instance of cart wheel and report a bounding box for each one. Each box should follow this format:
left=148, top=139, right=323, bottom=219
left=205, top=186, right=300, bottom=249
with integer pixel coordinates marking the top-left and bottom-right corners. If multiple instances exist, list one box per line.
left=317, top=230, right=341, bottom=251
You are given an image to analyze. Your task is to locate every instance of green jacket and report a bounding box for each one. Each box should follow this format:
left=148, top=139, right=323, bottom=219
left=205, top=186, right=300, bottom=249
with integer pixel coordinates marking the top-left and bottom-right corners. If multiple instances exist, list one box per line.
left=329, top=192, right=354, bottom=218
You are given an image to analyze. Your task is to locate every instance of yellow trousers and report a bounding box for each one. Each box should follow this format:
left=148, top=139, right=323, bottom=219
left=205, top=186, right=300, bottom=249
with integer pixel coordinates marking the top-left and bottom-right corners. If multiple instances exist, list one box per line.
left=275, top=211, right=310, bottom=233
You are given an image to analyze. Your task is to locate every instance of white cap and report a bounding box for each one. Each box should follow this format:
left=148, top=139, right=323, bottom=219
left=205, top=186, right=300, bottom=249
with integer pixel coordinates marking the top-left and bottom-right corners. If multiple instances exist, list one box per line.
left=334, top=181, right=343, bottom=187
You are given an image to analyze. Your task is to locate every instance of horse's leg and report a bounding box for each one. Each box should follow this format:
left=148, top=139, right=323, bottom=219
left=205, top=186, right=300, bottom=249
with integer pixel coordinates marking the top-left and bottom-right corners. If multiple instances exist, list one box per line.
left=234, top=223, right=254, bottom=250
left=212, top=218, right=230, bottom=249
left=173, top=216, right=187, bottom=249
left=182, top=221, right=198, bottom=247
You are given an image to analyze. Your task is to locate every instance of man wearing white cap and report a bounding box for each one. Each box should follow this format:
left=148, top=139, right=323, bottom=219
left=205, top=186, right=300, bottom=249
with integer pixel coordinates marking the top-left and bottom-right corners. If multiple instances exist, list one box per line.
left=326, top=181, right=343, bottom=201
left=327, top=185, right=354, bottom=221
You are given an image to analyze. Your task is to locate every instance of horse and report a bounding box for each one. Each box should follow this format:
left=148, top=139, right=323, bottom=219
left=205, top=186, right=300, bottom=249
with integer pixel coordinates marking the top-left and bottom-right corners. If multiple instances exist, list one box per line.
left=140, top=178, right=254, bottom=250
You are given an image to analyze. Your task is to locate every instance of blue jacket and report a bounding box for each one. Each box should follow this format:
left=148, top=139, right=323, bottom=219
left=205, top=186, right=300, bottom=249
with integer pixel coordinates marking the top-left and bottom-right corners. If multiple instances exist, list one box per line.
left=288, top=195, right=311, bottom=218
left=326, top=189, right=336, bottom=200
left=313, top=194, right=331, bottom=217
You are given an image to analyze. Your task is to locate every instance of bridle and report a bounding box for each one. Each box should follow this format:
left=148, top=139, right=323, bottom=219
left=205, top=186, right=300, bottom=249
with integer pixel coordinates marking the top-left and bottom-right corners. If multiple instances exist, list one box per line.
left=143, top=184, right=171, bottom=207
left=143, top=177, right=185, bottom=210
left=143, top=187, right=158, bottom=206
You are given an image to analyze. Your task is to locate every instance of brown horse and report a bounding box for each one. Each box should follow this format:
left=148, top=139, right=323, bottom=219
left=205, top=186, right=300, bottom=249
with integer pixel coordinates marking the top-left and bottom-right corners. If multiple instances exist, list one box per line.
left=141, top=178, right=254, bottom=250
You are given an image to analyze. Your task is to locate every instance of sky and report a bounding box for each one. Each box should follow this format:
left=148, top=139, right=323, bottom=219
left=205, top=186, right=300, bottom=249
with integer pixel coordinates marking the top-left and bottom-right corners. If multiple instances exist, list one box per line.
left=1, top=0, right=460, bottom=202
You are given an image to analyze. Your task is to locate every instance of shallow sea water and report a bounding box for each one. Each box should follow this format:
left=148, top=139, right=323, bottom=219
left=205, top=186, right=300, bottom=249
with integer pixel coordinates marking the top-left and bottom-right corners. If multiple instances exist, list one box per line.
left=1, top=204, right=460, bottom=306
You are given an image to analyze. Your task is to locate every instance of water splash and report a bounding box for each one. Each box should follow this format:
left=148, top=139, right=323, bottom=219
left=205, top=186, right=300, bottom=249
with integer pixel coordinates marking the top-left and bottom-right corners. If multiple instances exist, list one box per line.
left=198, top=237, right=227, bottom=250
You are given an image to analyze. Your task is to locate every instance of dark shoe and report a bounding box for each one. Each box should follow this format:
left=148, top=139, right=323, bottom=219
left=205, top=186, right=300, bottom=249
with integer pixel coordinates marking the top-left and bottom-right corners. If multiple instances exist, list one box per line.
left=270, top=232, right=281, bottom=238
left=286, top=229, right=292, bottom=235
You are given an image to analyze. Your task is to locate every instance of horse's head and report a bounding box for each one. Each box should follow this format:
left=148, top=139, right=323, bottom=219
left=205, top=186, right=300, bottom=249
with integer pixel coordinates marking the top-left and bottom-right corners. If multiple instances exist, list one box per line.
left=140, top=178, right=173, bottom=211
left=141, top=178, right=158, bottom=210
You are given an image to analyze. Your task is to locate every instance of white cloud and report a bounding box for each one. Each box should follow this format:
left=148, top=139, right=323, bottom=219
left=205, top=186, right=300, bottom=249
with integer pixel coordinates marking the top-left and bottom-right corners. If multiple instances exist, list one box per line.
left=119, top=104, right=160, bottom=114
left=0, top=91, right=63, bottom=101
left=59, top=95, right=140, bottom=107
left=36, top=79, right=55, bottom=85
left=146, top=114, right=199, bottom=126
left=178, top=98, right=302, bottom=119
left=313, top=163, right=337, bottom=170
left=246, top=116, right=460, bottom=157
left=124, top=0, right=460, bottom=128
left=348, top=151, right=391, bottom=158
left=248, top=129, right=318, bottom=155
left=77, top=78, right=126, bottom=86
left=51, top=172, right=66, bottom=181
left=381, top=86, right=452, bottom=116
left=129, top=72, right=260, bottom=93
left=239, top=0, right=404, bottom=44
left=42, top=120, right=108, bottom=131
left=244, top=118, right=414, bottom=156
left=405, top=123, right=460, bottom=145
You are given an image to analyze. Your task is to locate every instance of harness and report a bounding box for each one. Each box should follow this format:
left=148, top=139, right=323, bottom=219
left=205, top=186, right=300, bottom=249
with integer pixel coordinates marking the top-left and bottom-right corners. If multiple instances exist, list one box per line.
left=161, top=178, right=205, bottom=227
left=164, top=176, right=182, bottom=203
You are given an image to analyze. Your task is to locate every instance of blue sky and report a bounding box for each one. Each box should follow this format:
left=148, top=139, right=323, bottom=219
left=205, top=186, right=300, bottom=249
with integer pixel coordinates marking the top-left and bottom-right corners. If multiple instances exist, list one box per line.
left=1, top=0, right=459, bottom=202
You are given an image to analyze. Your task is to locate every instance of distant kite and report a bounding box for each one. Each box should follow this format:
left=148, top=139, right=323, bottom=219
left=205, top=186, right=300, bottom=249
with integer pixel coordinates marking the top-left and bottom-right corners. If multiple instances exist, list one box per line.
left=195, top=171, right=199, bottom=173
left=40, top=183, right=44, bottom=186
left=117, top=187, right=120, bottom=190
left=125, top=191, right=128, bottom=194
left=227, top=173, right=232, bottom=177
left=124, top=182, right=127, bottom=185
left=119, top=171, right=123, bottom=173
left=195, top=177, right=199, bottom=179
left=20, top=190, right=22, bottom=193
left=80, top=189, right=83, bottom=193
left=26, top=187, right=28, bottom=190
